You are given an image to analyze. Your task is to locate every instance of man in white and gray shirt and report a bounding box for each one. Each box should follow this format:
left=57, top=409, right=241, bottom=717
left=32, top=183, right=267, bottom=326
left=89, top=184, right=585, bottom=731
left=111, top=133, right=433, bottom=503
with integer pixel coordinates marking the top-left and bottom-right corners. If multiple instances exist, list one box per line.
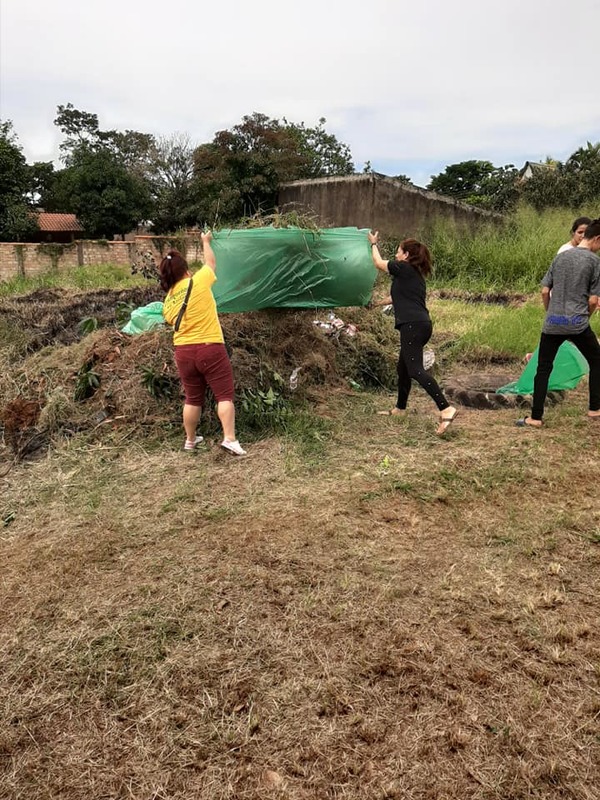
left=518, top=218, right=600, bottom=428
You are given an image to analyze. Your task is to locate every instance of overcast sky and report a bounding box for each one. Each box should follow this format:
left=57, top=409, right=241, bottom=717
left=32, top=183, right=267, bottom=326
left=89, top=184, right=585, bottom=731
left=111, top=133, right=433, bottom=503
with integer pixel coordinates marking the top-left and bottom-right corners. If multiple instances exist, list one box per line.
left=1, top=0, right=599, bottom=187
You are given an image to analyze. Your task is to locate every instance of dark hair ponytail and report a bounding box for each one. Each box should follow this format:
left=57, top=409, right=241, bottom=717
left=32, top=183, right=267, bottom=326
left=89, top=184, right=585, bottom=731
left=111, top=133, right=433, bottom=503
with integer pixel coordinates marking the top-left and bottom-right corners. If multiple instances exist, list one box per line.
left=159, top=249, right=189, bottom=292
left=400, top=238, right=432, bottom=278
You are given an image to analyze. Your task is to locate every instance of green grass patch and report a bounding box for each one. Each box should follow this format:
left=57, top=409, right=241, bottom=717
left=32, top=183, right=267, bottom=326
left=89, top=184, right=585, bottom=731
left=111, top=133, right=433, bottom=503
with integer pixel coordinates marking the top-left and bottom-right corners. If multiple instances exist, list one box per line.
left=431, top=298, right=546, bottom=360
left=432, top=296, right=600, bottom=362
left=0, top=263, right=149, bottom=296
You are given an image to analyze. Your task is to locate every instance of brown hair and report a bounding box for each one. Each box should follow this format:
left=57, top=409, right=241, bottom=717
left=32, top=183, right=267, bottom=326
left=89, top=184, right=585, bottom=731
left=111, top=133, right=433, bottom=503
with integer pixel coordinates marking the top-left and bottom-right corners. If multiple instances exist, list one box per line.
left=159, top=249, right=189, bottom=292
left=583, top=219, right=600, bottom=239
left=571, top=216, right=592, bottom=233
left=400, top=238, right=432, bottom=278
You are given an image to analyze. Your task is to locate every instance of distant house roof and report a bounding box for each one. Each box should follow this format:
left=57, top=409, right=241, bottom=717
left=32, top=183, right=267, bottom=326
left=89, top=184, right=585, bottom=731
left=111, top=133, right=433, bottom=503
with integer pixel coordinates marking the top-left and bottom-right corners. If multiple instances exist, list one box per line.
left=518, top=161, right=556, bottom=180
left=37, top=212, right=84, bottom=232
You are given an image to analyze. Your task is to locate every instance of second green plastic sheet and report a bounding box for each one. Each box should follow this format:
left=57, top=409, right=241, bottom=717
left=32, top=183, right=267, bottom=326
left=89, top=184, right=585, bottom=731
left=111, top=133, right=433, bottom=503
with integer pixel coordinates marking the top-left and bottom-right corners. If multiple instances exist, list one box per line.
left=497, top=341, right=589, bottom=395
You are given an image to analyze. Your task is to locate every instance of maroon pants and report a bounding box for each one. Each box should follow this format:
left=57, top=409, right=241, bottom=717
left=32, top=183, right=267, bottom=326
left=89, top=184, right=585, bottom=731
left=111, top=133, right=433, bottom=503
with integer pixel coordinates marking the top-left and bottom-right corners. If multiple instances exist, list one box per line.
left=174, top=343, right=234, bottom=406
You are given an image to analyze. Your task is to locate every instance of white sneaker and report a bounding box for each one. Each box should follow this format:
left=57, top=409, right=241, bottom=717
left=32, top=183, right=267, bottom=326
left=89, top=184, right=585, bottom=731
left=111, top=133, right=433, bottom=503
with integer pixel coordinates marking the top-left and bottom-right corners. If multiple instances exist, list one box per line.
left=221, top=439, right=246, bottom=456
left=184, top=435, right=204, bottom=451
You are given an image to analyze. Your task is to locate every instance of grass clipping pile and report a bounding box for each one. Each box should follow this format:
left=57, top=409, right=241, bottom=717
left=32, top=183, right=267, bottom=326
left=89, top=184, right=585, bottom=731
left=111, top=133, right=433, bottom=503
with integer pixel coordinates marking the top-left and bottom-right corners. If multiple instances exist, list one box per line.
left=0, top=286, right=398, bottom=459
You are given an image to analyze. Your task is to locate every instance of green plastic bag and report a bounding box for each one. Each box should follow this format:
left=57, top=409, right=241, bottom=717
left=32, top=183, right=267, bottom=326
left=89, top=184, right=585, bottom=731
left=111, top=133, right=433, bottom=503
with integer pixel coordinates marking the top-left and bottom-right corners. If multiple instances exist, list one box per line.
left=121, top=301, right=165, bottom=335
left=210, top=227, right=375, bottom=312
left=497, top=341, right=589, bottom=395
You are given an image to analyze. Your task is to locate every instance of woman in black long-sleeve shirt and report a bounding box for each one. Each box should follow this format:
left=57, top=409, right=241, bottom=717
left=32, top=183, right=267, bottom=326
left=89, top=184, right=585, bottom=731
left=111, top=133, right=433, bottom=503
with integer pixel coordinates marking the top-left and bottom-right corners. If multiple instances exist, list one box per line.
left=368, top=231, right=457, bottom=435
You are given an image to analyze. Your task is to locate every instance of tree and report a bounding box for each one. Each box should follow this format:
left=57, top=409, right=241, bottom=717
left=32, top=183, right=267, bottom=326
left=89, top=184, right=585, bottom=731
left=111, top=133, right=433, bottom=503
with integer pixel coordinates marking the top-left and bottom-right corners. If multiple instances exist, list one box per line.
left=55, top=103, right=157, bottom=175
left=46, top=104, right=154, bottom=236
left=520, top=142, right=600, bottom=210
left=564, top=141, right=600, bottom=205
left=287, top=117, right=354, bottom=178
left=428, top=160, right=519, bottom=211
left=103, top=130, right=157, bottom=180
left=428, top=160, right=496, bottom=199
left=0, top=121, right=37, bottom=241
left=468, top=165, right=520, bottom=212
left=565, top=141, right=600, bottom=173
left=27, top=161, right=56, bottom=207
left=520, top=164, right=573, bottom=210
left=54, top=103, right=102, bottom=164
left=149, top=133, right=197, bottom=233
left=46, top=148, right=152, bottom=238
left=191, top=112, right=355, bottom=224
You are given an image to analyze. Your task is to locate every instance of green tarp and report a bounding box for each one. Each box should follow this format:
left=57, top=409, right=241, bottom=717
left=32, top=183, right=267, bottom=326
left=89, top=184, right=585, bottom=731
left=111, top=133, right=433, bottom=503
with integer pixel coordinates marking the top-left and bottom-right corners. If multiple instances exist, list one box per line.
left=121, top=227, right=376, bottom=333
left=497, top=341, right=589, bottom=395
left=210, top=227, right=375, bottom=312
left=121, top=301, right=165, bottom=334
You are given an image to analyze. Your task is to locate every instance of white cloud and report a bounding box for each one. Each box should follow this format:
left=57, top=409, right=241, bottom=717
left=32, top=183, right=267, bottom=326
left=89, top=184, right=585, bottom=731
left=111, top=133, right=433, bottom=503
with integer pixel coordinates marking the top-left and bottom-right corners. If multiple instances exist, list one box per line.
left=1, top=0, right=598, bottom=180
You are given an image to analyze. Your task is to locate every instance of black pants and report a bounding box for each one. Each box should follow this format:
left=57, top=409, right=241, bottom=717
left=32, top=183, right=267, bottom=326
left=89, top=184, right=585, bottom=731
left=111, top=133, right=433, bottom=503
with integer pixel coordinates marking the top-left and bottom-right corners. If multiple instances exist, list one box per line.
left=396, top=320, right=450, bottom=411
left=531, top=326, right=600, bottom=420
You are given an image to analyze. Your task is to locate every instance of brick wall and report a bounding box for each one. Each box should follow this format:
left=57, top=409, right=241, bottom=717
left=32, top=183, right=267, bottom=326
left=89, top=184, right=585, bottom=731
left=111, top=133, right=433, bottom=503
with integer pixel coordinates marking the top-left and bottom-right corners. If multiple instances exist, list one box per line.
left=0, top=236, right=205, bottom=282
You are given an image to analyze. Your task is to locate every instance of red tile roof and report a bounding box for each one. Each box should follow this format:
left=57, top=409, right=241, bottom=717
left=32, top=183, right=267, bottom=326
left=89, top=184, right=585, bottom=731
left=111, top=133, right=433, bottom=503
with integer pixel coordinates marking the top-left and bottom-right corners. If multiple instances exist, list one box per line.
left=37, top=212, right=84, bottom=232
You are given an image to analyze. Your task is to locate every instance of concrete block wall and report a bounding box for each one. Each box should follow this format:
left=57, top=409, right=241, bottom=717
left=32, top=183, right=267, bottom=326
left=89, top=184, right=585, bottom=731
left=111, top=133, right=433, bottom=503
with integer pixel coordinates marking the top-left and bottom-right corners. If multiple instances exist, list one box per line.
left=278, top=174, right=502, bottom=238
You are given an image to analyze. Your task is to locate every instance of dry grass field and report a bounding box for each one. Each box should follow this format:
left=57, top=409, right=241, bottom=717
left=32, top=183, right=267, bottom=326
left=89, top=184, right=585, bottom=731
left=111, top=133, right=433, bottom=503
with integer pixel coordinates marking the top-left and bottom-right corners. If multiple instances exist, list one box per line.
left=1, top=289, right=600, bottom=799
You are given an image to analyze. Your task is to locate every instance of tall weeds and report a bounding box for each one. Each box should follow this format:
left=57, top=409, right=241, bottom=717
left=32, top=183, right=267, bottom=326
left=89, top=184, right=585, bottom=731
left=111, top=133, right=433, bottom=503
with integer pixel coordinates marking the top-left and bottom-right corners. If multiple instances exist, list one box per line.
left=429, top=205, right=599, bottom=291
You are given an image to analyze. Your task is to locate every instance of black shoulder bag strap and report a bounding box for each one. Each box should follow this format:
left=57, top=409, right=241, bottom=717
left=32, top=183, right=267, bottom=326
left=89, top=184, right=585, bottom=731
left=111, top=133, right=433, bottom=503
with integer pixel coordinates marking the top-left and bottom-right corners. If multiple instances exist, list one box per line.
left=174, top=278, right=193, bottom=332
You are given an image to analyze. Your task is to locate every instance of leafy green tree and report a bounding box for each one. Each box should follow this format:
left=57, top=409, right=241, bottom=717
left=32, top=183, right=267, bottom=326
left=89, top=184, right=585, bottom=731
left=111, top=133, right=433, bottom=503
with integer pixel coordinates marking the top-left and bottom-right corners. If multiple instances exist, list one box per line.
left=519, top=142, right=600, bottom=210
left=520, top=164, right=575, bottom=210
left=564, top=141, right=600, bottom=205
left=0, top=121, right=37, bottom=241
left=428, top=160, right=496, bottom=199
left=428, top=160, right=519, bottom=211
left=191, top=112, right=354, bottom=224
left=287, top=117, right=354, bottom=178
left=566, top=141, right=600, bottom=172
left=53, top=103, right=203, bottom=233
left=464, top=165, right=520, bottom=211
left=54, top=103, right=157, bottom=175
left=45, top=104, right=154, bottom=236
left=27, top=161, right=56, bottom=206
left=46, top=148, right=152, bottom=238
left=54, top=103, right=102, bottom=163
left=103, top=130, right=157, bottom=180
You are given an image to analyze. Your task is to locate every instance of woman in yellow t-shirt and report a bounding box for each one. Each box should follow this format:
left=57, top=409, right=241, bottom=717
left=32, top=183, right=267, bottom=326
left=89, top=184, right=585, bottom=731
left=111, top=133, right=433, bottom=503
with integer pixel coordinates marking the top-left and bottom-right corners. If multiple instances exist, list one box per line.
left=160, top=232, right=245, bottom=455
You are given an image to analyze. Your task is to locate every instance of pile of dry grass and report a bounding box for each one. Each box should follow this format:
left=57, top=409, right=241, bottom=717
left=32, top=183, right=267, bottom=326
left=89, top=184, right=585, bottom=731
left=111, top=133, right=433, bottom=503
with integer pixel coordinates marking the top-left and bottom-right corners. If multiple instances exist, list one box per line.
left=0, top=289, right=400, bottom=460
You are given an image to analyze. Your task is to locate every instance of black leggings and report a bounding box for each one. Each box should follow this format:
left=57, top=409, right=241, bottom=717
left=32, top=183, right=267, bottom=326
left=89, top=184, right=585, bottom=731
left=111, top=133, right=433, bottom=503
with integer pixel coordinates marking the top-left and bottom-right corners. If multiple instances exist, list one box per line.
left=531, top=326, right=600, bottom=420
left=396, top=320, right=450, bottom=411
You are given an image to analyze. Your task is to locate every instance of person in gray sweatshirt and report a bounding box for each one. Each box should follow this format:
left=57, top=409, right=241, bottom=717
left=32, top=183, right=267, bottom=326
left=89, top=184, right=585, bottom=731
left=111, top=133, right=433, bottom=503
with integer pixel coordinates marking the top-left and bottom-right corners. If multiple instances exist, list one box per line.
left=517, top=218, right=600, bottom=428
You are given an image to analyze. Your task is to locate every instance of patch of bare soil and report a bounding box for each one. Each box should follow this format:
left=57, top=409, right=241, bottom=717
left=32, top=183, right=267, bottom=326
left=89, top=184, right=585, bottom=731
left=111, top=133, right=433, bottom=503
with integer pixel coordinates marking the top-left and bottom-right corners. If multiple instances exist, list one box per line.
left=0, top=285, right=163, bottom=350
left=430, top=289, right=529, bottom=307
left=443, top=370, right=564, bottom=410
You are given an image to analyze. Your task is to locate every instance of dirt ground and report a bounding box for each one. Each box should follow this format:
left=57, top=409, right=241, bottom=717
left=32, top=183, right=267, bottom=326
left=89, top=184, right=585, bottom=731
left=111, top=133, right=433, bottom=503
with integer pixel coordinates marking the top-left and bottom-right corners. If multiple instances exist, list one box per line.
left=1, top=285, right=599, bottom=798
left=1, top=375, right=599, bottom=799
